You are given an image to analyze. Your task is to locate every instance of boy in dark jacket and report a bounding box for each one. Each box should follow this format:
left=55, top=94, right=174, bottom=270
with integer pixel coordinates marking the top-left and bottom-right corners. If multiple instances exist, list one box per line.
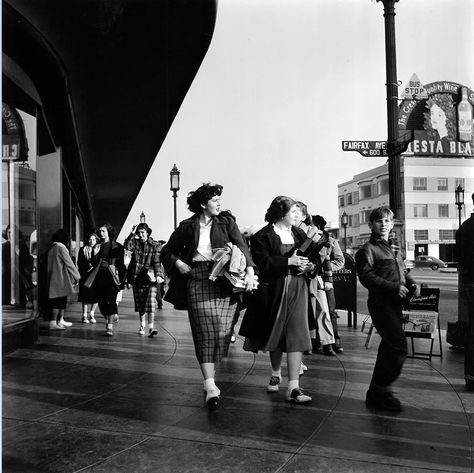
left=355, top=206, right=419, bottom=411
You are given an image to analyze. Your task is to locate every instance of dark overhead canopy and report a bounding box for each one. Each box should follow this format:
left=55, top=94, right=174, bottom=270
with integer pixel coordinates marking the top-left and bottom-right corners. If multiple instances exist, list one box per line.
left=2, top=0, right=217, bottom=232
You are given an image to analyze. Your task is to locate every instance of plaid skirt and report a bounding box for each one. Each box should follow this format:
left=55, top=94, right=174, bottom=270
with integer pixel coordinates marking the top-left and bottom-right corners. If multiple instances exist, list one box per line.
left=187, top=262, right=239, bottom=363
left=133, top=285, right=158, bottom=314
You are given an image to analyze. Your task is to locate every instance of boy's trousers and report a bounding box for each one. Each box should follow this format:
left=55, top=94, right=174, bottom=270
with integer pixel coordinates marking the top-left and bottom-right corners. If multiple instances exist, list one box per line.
left=368, top=298, right=408, bottom=388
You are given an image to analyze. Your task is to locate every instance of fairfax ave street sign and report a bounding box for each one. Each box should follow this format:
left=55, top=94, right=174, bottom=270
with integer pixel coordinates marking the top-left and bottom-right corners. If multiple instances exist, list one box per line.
left=342, top=141, right=388, bottom=157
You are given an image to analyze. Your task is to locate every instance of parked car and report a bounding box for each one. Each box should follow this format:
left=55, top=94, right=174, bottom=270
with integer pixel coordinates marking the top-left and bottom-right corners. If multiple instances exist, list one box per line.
left=404, top=259, right=414, bottom=269
left=413, top=255, right=447, bottom=270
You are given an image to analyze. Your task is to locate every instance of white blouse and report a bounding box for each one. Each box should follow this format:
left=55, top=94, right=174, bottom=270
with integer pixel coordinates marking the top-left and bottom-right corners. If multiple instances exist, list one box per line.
left=273, top=224, right=294, bottom=244
left=193, top=220, right=213, bottom=261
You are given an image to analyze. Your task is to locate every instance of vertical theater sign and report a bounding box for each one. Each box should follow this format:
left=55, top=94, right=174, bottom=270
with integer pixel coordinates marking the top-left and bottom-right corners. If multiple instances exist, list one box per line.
left=398, top=76, right=474, bottom=157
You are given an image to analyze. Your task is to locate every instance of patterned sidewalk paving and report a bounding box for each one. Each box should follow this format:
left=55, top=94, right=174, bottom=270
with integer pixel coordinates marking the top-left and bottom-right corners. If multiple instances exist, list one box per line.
left=2, top=289, right=473, bottom=473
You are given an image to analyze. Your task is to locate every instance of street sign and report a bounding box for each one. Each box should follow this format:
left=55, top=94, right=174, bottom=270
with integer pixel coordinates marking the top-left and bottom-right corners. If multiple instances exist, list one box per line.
left=342, top=140, right=388, bottom=157
left=401, top=73, right=428, bottom=100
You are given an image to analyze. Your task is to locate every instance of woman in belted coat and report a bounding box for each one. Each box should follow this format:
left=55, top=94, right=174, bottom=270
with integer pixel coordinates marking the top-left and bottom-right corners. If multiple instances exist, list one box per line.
left=90, top=223, right=126, bottom=337
left=239, top=195, right=318, bottom=404
left=161, top=183, right=256, bottom=407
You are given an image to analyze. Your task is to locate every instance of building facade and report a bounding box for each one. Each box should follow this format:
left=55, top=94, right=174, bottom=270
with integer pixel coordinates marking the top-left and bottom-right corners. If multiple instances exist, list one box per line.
left=338, top=157, right=473, bottom=261
left=2, top=0, right=217, bottom=350
left=338, top=79, right=474, bottom=262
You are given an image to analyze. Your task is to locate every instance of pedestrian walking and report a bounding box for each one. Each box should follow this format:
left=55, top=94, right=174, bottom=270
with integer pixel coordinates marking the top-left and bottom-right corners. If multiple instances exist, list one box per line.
left=312, top=214, right=345, bottom=354
left=355, top=206, right=419, bottom=411
left=89, top=223, right=126, bottom=337
left=124, top=223, right=164, bottom=337
left=239, top=196, right=315, bottom=404
left=46, top=229, right=81, bottom=330
left=77, top=232, right=100, bottom=324
left=161, top=183, right=256, bottom=407
left=294, top=202, right=336, bottom=358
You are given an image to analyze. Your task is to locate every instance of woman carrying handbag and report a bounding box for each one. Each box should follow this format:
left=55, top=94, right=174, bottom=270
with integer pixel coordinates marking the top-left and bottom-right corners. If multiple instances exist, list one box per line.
left=89, top=223, right=126, bottom=337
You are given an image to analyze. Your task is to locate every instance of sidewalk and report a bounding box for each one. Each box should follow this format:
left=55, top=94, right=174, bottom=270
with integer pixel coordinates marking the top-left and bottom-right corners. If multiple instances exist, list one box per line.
left=3, top=290, right=473, bottom=473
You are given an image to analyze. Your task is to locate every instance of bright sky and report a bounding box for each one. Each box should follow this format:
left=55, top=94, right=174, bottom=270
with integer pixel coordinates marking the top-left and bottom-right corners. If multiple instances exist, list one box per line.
left=118, top=0, right=474, bottom=243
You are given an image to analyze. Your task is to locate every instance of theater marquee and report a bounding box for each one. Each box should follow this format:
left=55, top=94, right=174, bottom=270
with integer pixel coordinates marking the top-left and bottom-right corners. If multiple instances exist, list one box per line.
left=398, top=79, right=474, bottom=157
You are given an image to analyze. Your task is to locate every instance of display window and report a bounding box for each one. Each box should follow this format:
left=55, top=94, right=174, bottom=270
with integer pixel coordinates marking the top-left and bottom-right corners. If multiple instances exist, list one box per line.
left=2, top=105, right=38, bottom=325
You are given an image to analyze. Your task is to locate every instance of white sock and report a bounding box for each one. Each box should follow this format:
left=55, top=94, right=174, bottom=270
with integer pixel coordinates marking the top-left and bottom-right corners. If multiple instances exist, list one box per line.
left=288, top=380, right=299, bottom=392
left=272, top=369, right=281, bottom=379
left=90, top=311, right=95, bottom=316
left=148, top=322, right=154, bottom=330
left=203, top=378, right=217, bottom=392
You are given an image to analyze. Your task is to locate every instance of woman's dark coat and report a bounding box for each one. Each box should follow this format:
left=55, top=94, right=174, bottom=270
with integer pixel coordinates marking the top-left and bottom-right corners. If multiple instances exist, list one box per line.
left=91, top=241, right=126, bottom=291
left=161, top=214, right=254, bottom=310
left=239, top=224, right=316, bottom=348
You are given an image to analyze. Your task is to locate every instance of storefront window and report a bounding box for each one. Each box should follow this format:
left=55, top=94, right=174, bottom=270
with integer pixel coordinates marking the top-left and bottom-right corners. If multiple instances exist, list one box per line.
left=2, top=105, right=38, bottom=325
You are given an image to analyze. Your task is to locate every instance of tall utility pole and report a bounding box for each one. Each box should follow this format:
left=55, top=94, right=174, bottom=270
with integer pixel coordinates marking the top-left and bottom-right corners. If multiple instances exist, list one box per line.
left=377, top=0, right=402, bottom=221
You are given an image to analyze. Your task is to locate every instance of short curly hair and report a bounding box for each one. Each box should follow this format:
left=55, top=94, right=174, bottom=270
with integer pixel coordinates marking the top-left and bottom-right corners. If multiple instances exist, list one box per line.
left=97, top=222, right=116, bottom=241
left=187, top=183, right=223, bottom=214
left=265, top=196, right=297, bottom=224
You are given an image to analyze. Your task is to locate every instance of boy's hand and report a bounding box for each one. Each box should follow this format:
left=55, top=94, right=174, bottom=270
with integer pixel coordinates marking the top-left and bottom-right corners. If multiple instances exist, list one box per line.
left=398, top=285, right=409, bottom=298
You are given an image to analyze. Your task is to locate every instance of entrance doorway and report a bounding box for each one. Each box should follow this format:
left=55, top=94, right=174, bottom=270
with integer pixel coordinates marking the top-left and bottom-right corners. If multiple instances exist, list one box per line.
left=439, top=243, right=455, bottom=263
left=415, top=244, right=428, bottom=257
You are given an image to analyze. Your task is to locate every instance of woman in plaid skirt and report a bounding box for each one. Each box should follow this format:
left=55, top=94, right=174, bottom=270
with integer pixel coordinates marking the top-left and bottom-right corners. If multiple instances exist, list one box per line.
left=124, top=223, right=164, bottom=338
left=161, top=183, right=256, bottom=407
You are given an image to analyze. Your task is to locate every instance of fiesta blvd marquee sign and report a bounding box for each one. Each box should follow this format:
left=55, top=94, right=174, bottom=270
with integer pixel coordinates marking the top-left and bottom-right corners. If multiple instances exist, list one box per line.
left=398, top=78, right=473, bottom=157
left=342, top=78, right=474, bottom=158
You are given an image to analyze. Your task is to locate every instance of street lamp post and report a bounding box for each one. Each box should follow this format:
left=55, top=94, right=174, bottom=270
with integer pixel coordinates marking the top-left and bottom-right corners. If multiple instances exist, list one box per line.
left=376, top=0, right=402, bottom=221
left=170, top=164, right=180, bottom=230
left=455, top=184, right=465, bottom=228
left=341, top=211, right=349, bottom=252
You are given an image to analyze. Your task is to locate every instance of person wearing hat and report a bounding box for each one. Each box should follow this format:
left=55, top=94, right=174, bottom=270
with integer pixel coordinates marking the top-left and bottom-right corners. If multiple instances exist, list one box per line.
left=124, top=223, right=164, bottom=337
left=312, top=214, right=345, bottom=354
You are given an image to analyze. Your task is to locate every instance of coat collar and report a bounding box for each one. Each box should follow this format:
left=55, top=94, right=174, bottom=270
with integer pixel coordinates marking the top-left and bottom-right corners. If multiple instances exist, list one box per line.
left=181, top=213, right=229, bottom=227
left=256, top=223, right=307, bottom=246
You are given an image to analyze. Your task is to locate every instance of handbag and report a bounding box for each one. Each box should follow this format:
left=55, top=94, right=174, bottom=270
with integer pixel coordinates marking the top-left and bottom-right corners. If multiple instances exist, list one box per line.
left=84, top=263, right=100, bottom=288
left=164, top=273, right=189, bottom=310
left=108, top=264, right=121, bottom=286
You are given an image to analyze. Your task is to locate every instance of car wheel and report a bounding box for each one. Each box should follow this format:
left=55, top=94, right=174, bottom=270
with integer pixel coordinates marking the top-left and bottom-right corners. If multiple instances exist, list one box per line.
left=431, top=264, right=438, bottom=270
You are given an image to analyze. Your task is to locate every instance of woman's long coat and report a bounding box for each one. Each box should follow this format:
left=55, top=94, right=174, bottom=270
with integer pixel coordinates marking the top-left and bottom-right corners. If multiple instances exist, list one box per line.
left=239, top=224, right=314, bottom=348
left=47, top=242, right=81, bottom=299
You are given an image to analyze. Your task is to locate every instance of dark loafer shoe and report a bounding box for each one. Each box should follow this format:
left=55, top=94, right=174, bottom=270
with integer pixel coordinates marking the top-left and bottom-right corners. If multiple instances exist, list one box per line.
left=323, top=345, right=336, bottom=356
left=366, top=389, right=402, bottom=412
